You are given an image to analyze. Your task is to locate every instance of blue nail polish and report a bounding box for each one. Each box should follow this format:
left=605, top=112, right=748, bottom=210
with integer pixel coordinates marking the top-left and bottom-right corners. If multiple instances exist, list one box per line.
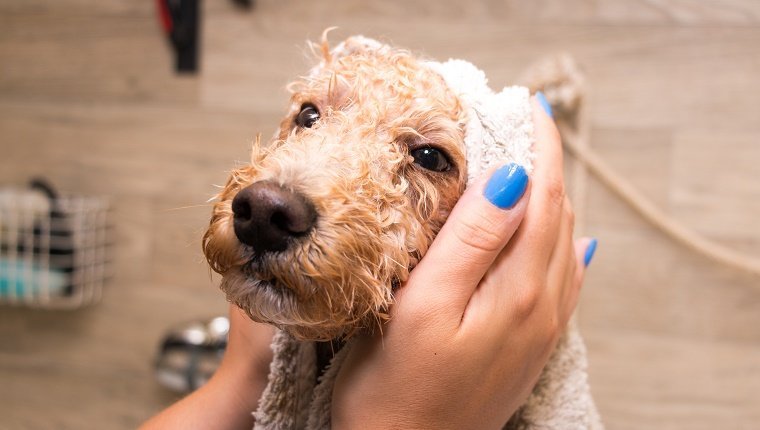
left=536, top=91, right=553, bottom=118
left=483, top=163, right=529, bottom=209
left=584, top=238, right=598, bottom=267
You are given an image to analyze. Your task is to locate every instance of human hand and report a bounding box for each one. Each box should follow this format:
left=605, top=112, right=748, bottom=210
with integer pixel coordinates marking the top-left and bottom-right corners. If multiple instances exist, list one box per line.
left=331, top=95, right=595, bottom=430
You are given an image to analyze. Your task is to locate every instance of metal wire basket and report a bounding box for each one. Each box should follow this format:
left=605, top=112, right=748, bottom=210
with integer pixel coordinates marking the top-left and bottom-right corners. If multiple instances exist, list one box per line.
left=0, top=186, right=109, bottom=309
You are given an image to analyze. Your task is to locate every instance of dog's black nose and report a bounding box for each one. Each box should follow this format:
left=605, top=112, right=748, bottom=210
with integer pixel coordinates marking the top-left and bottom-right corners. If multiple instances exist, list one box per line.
left=231, top=181, right=317, bottom=253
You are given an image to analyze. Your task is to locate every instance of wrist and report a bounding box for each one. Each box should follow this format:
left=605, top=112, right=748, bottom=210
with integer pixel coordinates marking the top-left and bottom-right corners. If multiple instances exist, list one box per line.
left=209, top=329, right=274, bottom=413
left=208, top=349, right=270, bottom=413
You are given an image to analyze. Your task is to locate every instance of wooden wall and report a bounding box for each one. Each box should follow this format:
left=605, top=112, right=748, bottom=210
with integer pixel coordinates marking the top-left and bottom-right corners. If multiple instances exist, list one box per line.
left=1, top=1, right=758, bottom=428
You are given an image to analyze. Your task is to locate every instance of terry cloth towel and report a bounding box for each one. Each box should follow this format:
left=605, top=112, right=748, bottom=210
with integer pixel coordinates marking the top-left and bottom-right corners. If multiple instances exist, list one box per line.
left=252, top=37, right=604, bottom=430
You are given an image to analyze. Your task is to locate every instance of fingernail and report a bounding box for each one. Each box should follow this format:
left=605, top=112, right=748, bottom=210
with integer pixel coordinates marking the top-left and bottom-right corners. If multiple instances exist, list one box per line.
left=584, top=238, right=598, bottom=267
left=483, top=163, right=529, bottom=209
left=536, top=91, right=553, bottom=118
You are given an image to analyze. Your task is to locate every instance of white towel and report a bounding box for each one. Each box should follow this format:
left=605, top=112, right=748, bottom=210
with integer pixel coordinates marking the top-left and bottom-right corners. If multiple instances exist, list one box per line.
left=425, top=59, right=534, bottom=182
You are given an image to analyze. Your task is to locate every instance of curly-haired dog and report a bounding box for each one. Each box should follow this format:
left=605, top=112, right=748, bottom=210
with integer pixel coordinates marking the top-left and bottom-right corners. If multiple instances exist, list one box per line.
left=204, top=38, right=467, bottom=341
left=203, top=35, right=601, bottom=429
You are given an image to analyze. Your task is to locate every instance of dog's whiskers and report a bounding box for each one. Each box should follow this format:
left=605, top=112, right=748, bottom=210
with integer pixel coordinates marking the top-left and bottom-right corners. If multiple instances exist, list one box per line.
left=162, top=203, right=214, bottom=212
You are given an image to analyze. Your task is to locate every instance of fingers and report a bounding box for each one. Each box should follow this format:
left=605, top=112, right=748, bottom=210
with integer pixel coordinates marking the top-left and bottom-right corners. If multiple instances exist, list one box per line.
left=517, top=96, right=566, bottom=267
left=395, top=94, right=567, bottom=326
left=546, top=197, right=575, bottom=297
left=398, top=163, right=532, bottom=317
left=470, top=194, right=573, bottom=327
left=465, top=96, right=578, bottom=328
left=574, top=237, right=597, bottom=282
left=556, top=237, right=596, bottom=323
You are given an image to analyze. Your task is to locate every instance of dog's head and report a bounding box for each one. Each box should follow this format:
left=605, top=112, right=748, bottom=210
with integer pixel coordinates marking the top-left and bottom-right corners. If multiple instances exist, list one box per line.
left=203, top=36, right=467, bottom=340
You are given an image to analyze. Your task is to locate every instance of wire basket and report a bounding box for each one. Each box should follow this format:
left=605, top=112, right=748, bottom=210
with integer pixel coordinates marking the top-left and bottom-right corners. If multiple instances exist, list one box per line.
left=0, top=187, right=110, bottom=309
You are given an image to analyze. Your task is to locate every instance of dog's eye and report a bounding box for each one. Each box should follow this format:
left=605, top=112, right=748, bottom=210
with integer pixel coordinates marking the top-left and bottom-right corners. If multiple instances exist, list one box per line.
left=411, top=147, right=450, bottom=172
left=295, top=104, right=320, bottom=128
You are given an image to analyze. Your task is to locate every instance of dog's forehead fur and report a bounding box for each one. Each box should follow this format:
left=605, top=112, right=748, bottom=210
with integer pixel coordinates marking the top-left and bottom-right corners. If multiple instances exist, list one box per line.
left=279, top=39, right=464, bottom=146
left=203, top=37, right=468, bottom=340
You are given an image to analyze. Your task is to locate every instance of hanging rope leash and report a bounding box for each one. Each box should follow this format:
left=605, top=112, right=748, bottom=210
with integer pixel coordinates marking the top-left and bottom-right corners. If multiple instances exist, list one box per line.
left=521, top=54, right=760, bottom=278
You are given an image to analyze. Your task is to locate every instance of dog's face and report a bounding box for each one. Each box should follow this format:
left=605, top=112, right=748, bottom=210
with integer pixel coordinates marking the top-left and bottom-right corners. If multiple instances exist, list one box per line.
left=203, top=37, right=467, bottom=340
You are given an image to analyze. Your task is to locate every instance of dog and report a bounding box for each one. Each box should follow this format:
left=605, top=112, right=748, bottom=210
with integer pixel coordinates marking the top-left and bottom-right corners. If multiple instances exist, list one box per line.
left=203, top=36, right=467, bottom=342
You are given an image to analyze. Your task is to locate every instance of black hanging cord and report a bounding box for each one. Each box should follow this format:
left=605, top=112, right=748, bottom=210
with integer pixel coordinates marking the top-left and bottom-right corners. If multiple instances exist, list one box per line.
left=156, top=0, right=201, bottom=73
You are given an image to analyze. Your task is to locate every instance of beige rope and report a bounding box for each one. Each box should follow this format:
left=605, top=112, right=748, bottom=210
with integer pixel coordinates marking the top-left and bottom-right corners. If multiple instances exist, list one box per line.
left=521, top=54, right=760, bottom=278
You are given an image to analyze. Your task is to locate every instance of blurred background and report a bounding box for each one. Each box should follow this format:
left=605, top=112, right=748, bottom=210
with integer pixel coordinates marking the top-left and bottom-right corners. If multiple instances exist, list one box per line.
left=1, top=0, right=759, bottom=429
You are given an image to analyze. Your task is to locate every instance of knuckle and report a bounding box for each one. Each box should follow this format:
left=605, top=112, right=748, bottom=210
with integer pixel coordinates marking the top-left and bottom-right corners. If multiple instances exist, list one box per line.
left=546, top=314, right=561, bottom=339
left=563, top=199, right=575, bottom=225
left=452, top=211, right=504, bottom=255
left=545, top=177, right=566, bottom=209
left=513, top=285, right=541, bottom=319
left=573, top=264, right=585, bottom=291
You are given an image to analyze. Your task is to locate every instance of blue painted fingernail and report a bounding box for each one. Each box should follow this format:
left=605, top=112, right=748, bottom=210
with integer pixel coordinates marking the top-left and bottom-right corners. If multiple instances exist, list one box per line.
left=483, top=163, right=529, bottom=209
left=536, top=91, right=553, bottom=118
left=584, top=238, right=598, bottom=267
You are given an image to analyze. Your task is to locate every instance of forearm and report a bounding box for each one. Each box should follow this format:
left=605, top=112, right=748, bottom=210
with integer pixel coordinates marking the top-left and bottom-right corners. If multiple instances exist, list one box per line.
left=140, top=310, right=274, bottom=430
left=140, top=358, right=268, bottom=430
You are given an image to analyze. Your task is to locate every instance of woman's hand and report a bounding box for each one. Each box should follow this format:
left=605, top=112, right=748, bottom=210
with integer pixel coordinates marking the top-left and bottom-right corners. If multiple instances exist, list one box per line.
left=331, top=96, right=595, bottom=430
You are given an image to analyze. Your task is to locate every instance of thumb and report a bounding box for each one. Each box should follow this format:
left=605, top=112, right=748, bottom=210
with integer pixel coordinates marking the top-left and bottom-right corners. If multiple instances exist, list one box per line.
left=400, top=163, right=532, bottom=314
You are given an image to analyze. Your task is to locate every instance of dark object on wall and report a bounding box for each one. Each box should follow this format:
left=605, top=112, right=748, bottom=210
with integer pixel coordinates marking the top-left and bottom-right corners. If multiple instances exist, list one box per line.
left=231, top=0, right=253, bottom=9
left=156, top=0, right=201, bottom=73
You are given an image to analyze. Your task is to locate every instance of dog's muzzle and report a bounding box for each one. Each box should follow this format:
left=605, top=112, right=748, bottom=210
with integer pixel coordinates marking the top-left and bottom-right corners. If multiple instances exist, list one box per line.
left=231, top=181, right=317, bottom=254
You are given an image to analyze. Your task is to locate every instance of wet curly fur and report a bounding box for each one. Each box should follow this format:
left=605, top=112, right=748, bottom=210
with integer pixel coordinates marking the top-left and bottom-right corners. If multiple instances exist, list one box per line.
left=203, top=35, right=467, bottom=341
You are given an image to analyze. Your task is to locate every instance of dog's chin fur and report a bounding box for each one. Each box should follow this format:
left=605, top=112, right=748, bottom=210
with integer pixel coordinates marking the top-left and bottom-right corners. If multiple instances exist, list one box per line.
left=211, top=168, right=427, bottom=341
left=218, top=227, right=401, bottom=341
left=203, top=35, right=467, bottom=341
left=222, top=268, right=390, bottom=341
